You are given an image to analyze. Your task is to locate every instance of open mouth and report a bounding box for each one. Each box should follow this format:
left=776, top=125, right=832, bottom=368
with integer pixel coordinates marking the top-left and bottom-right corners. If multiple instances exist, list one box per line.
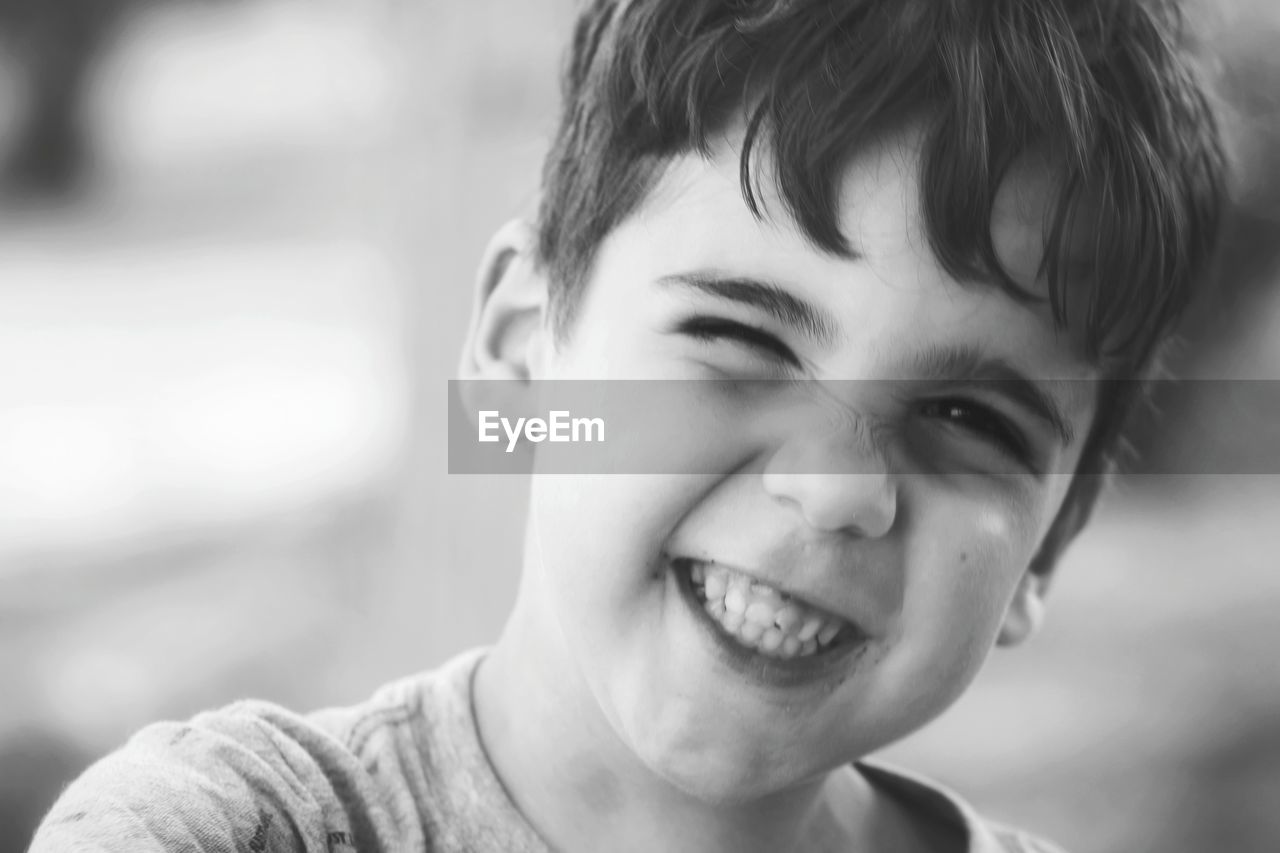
left=671, top=556, right=857, bottom=662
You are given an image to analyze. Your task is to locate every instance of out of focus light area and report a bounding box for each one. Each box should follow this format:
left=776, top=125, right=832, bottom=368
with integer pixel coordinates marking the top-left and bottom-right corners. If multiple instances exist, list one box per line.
left=0, top=1, right=1277, bottom=851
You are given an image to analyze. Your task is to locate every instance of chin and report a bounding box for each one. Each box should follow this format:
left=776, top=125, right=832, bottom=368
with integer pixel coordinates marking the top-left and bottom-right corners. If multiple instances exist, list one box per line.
left=629, top=729, right=825, bottom=806
left=658, top=765, right=778, bottom=806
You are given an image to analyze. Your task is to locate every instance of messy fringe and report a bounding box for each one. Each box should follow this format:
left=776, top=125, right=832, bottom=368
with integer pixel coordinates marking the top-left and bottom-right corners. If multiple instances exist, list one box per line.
left=537, top=0, right=1226, bottom=375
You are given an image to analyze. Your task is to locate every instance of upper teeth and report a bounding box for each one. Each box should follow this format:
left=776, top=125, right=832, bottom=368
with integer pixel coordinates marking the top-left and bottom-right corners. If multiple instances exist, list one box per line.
left=685, top=560, right=848, bottom=659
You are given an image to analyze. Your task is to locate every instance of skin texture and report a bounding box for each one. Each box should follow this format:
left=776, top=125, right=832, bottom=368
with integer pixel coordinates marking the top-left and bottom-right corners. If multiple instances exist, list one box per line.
left=461, top=125, right=1097, bottom=852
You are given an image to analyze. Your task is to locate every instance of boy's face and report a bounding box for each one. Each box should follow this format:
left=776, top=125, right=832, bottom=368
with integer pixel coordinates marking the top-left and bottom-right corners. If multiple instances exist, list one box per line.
left=473, top=126, right=1097, bottom=801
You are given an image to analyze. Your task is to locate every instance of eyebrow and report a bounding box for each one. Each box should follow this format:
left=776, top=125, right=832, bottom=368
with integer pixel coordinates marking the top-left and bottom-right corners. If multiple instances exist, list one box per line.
left=657, top=271, right=838, bottom=347
left=905, top=344, right=1079, bottom=447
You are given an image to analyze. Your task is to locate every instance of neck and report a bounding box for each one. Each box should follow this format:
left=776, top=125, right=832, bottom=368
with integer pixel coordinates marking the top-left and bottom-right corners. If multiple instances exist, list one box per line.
left=472, top=571, right=864, bottom=853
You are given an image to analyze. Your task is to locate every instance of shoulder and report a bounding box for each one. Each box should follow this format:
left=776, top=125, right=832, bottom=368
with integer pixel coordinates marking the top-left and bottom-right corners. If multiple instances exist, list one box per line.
left=856, top=760, right=1070, bottom=853
left=29, top=701, right=381, bottom=852
left=28, top=652, right=484, bottom=853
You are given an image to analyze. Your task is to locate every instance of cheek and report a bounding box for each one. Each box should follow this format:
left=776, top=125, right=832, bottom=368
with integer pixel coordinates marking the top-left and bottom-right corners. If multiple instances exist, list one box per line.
left=900, top=495, right=1044, bottom=678
left=528, top=474, right=715, bottom=607
left=958, top=508, right=1035, bottom=627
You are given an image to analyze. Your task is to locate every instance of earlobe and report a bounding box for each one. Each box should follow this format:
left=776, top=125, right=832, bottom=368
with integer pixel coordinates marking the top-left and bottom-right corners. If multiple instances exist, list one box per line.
left=996, top=571, right=1047, bottom=647
left=458, top=219, right=551, bottom=383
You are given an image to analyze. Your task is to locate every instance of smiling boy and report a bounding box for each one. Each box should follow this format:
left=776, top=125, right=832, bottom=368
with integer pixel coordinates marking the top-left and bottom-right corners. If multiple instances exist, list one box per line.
left=32, top=1, right=1225, bottom=851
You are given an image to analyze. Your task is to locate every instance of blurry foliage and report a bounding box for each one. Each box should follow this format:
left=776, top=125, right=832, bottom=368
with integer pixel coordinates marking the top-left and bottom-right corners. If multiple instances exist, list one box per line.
left=0, top=0, right=123, bottom=192
left=1128, top=18, right=1280, bottom=476
left=0, top=0, right=232, bottom=195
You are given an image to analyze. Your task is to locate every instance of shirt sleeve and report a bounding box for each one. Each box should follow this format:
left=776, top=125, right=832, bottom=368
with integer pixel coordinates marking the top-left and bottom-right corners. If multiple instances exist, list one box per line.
left=28, top=702, right=398, bottom=853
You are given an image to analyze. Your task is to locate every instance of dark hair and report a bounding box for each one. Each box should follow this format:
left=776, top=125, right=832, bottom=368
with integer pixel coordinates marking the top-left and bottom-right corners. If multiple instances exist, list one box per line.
left=535, top=0, right=1227, bottom=573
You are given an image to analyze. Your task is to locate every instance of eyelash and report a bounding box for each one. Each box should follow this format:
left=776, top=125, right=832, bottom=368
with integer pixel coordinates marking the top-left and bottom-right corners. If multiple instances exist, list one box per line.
left=675, top=316, right=802, bottom=368
left=917, top=398, right=1031, bottom=464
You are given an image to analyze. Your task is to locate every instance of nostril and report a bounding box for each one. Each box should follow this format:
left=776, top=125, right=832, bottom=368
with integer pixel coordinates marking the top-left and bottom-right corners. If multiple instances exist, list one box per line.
left=766, top=469, right=897, bottom=538
left=762, top=422, right=898, bottom=537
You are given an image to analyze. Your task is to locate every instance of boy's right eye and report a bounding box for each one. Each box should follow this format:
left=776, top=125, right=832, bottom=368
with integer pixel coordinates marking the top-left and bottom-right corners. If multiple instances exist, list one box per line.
left=672, top=315, right=802, bottom=369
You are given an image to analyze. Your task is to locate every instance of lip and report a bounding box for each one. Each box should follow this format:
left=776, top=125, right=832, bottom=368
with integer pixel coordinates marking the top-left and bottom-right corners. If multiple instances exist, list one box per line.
left=669, top=556, right=868, bottom=692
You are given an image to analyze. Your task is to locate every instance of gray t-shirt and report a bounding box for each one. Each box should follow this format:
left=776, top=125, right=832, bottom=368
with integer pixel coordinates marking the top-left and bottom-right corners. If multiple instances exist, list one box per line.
left=30, top=648, right=1064, bottom=852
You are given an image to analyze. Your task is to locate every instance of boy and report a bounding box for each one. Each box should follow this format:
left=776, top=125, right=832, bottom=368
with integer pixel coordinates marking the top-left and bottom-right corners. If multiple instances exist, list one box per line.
left=32, top=0, right=1225, bottom=851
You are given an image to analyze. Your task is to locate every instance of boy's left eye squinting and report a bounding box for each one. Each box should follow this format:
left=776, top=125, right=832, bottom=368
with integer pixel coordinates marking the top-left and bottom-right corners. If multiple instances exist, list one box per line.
left=915, top=397, right=1036, bottom=470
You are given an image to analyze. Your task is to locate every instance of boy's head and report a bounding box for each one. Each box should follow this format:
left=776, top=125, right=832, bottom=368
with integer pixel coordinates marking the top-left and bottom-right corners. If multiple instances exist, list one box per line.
left=532, top=0, right=1225, bottom=572
left=462, top=0, right=1225, bottom=803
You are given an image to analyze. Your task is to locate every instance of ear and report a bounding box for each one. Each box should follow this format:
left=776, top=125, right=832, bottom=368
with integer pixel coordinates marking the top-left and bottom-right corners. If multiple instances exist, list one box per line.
left=996, top=570, right=1047, bottom=647
left=458, top=219, right=551, bottom=384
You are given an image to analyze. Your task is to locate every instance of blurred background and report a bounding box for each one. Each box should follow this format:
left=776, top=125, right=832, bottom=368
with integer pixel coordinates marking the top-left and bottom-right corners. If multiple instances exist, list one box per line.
left=0, top=1, right=1277, bottom=851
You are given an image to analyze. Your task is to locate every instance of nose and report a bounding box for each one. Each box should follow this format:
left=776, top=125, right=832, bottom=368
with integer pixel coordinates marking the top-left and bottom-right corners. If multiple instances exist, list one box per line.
left=761, top=423, right=898, bottom=538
